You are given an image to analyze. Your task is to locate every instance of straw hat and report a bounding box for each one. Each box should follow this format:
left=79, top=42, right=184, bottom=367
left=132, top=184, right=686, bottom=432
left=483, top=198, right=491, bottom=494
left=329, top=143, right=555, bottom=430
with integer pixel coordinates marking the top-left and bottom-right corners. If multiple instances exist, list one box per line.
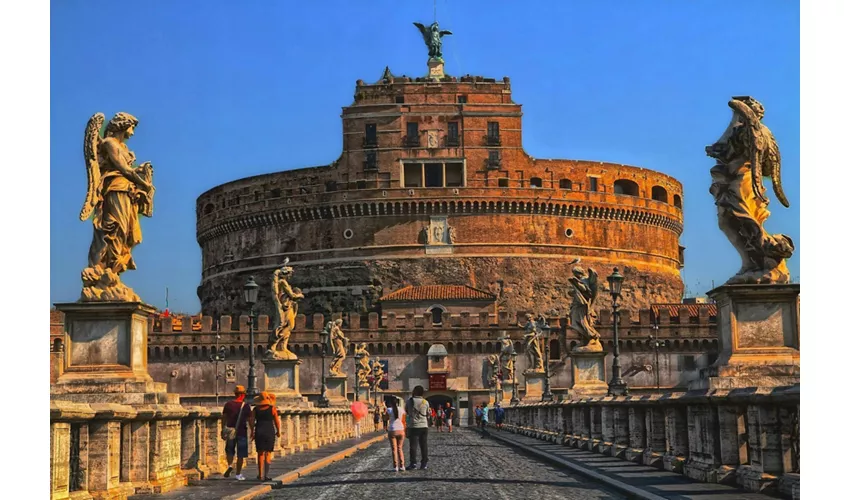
left=253, top=391, right=273, bottom=406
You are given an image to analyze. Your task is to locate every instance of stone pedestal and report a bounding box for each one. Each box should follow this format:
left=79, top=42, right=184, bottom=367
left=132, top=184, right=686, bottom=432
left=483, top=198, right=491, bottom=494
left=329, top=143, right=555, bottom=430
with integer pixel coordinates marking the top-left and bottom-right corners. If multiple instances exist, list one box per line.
left=523, top=371, right=545, bottom=400
left=324, top=375, right=349, bottom=405
left=501, top=381, right=518, bottom=405
left=428, top=58, right=445, bottom=79
left=356, top=385, right=370, bottom=402
left=262, top=358, right=308, bottom=404
left=570, top=351, right=609, bottom=398
left=691, top=284, right=800, bottom=390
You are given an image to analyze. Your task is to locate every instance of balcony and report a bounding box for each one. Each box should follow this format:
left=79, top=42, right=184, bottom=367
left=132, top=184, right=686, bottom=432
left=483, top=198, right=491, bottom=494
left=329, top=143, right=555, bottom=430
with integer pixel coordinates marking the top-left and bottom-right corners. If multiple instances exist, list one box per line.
left=362, top=137, right=378, bottom=148
left=484, top=134, right=501, bottom=146
left=446, top=136, right=460, bottom=147
left=404, top=135, right=420, bottom=148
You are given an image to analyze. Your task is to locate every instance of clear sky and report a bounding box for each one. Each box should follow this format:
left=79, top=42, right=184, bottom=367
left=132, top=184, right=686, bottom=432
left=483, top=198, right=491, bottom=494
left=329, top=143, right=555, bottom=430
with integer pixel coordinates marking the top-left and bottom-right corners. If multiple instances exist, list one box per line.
left=50, top=0, right=800, bottom=312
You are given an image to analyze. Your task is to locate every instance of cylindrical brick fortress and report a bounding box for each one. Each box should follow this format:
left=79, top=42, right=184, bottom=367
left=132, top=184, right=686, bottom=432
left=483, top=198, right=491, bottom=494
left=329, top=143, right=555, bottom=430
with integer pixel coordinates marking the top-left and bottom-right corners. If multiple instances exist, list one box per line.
left=196, top=72, right=684, bottom=318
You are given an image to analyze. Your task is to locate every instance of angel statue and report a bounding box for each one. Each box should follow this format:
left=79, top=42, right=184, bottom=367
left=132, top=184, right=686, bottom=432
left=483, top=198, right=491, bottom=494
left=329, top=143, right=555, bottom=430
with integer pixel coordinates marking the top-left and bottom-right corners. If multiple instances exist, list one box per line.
left=498, top=335, right=515, bottom=382
left=522, top=313, right=545, bottom=373
left=568, top=267, right=603, bottom=352
left=413, top=21, right=452, bottom=61
left=354, top=343, right=371, bottom=387
left=371, top=358, right=385, bottom=388
left=706, top=96, right=794, bottom=285
left=267, top=258, right=304, bottom=360
left=79, top=112, right=155, bottom=302
left=486, top=354, right=500, bottom=388
left=326, top=319, right=349, bottom=377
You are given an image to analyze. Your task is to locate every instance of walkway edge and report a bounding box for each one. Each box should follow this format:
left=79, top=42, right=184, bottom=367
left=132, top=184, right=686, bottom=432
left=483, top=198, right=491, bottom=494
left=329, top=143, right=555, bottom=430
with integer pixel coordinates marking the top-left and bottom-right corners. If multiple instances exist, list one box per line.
left=222, top=433, right=386, bottom=500
left=488, top=431, right=669, bottom=500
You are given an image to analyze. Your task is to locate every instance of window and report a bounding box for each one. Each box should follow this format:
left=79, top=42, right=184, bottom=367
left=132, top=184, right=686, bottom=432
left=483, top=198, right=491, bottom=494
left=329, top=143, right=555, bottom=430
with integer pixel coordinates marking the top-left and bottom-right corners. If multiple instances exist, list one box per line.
left=651, top=186, right=668, bottom=203
left=457, top=95, right=467, bottom=104
left=403, top=163, right=423, bottom=187
left=530, top=177, right=543, bottom=188
left=270, top=188, right=281, bottom=198
left=613, top=179, right=639, bottom=196
left=447, top=122, right=459, bottom=146
left=559, top=179, right=573, bottom=190
left=683, top=355, right=696, bottom=371
left=364, top=151, right=377, bottom=170
left=429, top=306, right=446, bottom=324
left=364, top=123, right=377, bottom=147
left=588, top=177, right=599, bottom=192
left=406, top=122, right=419, bottom=146
left=424, top=163, right=443, bottom=187
left=486, top=122, right=501, bottom=145
left=498, top=178, right=509, bottom=187
left=488, top=150, right=501, bottom=169
left=356, top=180, right=367, bottom=190
left=673, top=194, right=683, bottom=209
left=325, top=181, right=337, bottom=192
left=203, top=203, right=214, bottom=215
left=395, top=95, right=405, bottom=104
left=445, top=163, right=464, bottom=187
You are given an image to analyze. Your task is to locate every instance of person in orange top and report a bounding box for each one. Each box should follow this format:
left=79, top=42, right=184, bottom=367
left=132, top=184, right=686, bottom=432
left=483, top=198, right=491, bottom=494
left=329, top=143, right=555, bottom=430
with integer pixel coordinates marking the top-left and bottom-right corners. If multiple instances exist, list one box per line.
left=249, top=392, right=281, bottom=481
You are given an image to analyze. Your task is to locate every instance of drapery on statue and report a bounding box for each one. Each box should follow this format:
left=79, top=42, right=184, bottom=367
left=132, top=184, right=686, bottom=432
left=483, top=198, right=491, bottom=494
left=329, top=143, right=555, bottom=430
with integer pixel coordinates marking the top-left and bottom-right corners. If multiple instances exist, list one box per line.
left=79, top=112, right=155, bottom=302
left=568, top=267, right=603, bottom=352
left=267, top=258, right=304, bottom=360
left=486, top=354, right=500, bottom=388
left=522, top=314, right=545, bottom=373
left=326, top=319, right=349, bottom=376
left=370, top=358, right=385, bottom=388
left=413, top=21, right=452, bottom=61
left=354, top=343, right=370, bottom=387
left=498, top=335, right=515, bottom=382
left=706, top=96, right=794, bottom=285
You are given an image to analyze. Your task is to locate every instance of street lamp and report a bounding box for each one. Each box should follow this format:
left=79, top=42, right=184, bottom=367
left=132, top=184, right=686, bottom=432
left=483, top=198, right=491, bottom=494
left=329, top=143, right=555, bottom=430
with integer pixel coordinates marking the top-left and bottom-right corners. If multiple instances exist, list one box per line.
left=648, top=319, right=667, bottom=389
left=607, top=268, right=628, bottom=396
left=208, top=333, right=227, bottom=405
left=540, top=317, right=554, bottom=401
left=510, top=349, right=519, bottom=405
left=242, top=276, right=260, bottom=398
left=317, top=324, right=330, bottom=408
left=353, top=350, right=362, bottom=401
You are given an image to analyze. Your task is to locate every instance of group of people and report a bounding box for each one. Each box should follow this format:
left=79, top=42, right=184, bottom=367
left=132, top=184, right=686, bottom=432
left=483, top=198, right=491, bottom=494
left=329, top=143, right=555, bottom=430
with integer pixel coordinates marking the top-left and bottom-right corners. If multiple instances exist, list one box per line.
left=474, top=402, right=505, bottom=436
left=220, top=386, right=282, bottom=482
left=383, top=385, right=438, bottom=472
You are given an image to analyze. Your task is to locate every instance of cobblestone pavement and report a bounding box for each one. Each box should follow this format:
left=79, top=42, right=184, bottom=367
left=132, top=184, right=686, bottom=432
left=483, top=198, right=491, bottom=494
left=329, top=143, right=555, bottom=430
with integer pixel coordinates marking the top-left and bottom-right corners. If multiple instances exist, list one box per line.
left=258, top=428, right=626, bottom=499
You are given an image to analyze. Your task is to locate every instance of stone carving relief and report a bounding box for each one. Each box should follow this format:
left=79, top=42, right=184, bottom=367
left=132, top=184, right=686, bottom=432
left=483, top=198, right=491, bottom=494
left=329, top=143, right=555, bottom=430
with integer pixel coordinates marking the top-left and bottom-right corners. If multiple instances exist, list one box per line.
left=79, top=112, right=155, bottom=302
left=267, top=258, right=303, bottom=360
left=706, top=96, right=794, bottom=285
left=568, top=266, right=603, bottom=352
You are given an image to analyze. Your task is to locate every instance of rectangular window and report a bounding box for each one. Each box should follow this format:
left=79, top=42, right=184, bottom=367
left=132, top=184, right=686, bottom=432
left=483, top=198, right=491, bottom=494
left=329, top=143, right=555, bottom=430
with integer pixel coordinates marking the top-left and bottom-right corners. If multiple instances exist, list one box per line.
left=488, top=150, right=501, bottom=168
left=403, top=163, right=423, bottom=187
left=364, top=151, right=377, bottom=170
left=445, top=163, right=464, bottom=187
left=457, top=95, right=467, bottom=104
left=406, top=122, right=419, bottom=146
left=424, top=163, right=443, bottom=187
left=395, top=95, right=405, bottom=104
left=683, top=355, right=696, bottom=371
left=498, top=178, right=509, bottom=187
left=588, top=177, right=599, bottom=192
left=447, top=122, right=459, bottom=146
left=364, top=123, right=377, bottom=147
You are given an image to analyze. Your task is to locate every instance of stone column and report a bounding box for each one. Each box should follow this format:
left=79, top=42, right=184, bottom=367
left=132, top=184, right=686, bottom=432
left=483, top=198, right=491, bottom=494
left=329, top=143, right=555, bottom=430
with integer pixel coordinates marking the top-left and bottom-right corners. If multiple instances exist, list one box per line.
left=600, top=405, right=615, bottom=455
left=663, top=405, right=689, bottom=473
left=684, top=404, right=722, bottom=483
left=282, top=412, right=295, bottom=454
left=626, top=407, right=646, bottom=463
left=613, top=406, right=630, bottom=458
left=128, top=407, right=155, bottom=491
left=180, top=407, right=211, bottom=481
left=50, top=422, right=72, bottom=500
left=202, top=414, right=227, bottom=475
left=148, top=407, right=187, bottom=494
left=307, top=413, right=319, bottom=449
left=738, top=404, right=783, bottom=493
left=644, top=407, right=666, bottom=467
left=87, top=417, right=133, bottom=498
left=293, top=412, right=303, bottom=451
left=590, top=406, right=604, bottom=453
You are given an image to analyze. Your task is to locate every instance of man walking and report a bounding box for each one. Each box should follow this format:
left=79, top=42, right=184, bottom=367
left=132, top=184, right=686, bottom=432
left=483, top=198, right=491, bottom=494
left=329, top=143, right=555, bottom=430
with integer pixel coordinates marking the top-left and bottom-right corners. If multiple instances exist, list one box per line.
left=221, top=385, right=252, bottom=481
left=480, top=403, right=490, bottom=437
left=444, top=402, right=455, bottom=433
left=406, top=385, right=430, bottom=470
left=494, top=402, right=505, bottom=430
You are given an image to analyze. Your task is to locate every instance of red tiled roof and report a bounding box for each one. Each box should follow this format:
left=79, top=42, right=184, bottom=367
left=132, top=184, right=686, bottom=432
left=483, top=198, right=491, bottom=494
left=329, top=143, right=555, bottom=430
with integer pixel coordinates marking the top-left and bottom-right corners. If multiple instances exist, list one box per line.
left=380, top=285, right=496, bottom=302
left=651, top=303, right=717, bottom=318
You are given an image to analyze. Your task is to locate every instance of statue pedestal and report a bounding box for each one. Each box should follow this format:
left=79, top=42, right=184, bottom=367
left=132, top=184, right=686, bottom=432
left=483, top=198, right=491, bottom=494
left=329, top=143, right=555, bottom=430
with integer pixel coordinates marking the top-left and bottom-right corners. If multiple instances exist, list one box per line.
left=500, top=382, right=517, bottom=405
left=569, top=351, right=609, bottom=399
left=356, top=385, right=370, bottom=403
left=262, top=358, right=308, bottom=404
left=325, top=375, right=349, bottom=405
left=523, top=371, right=545, bottom=400
left=428, top=59, right=445, bottom=79
left=50, top=302, right=178, bottom=405
left=691, top=284, right=800, bottom=390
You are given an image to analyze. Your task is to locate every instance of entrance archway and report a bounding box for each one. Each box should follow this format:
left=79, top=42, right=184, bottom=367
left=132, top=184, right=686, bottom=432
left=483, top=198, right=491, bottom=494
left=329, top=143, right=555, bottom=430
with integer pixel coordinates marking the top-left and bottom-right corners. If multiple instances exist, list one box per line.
left=426, top=393, right=455, bottom=425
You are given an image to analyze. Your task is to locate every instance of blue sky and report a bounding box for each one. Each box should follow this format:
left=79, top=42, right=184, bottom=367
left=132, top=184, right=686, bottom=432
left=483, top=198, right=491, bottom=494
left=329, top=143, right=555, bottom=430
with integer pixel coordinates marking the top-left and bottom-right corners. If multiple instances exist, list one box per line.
left=50, top=0, right=800, bottom=312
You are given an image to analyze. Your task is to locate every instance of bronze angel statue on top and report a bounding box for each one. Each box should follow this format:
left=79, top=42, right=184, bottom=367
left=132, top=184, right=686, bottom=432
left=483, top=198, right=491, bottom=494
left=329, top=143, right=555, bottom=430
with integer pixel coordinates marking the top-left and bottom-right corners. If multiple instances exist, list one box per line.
left=413, top=21, right=452, bottom=61
left=568, top=267, right=602, bottom=352
left=706, top=96, right=794, bottom=285
left=79, top=112, right=155, bottom=302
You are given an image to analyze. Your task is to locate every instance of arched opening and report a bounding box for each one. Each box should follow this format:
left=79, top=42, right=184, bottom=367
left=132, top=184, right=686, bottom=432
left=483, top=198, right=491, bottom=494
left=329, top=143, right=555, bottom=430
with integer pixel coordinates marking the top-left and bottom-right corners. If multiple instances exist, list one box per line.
left=549, top=339, right=561, bottom=359
left=52, top=338, right=62, bottom=352
left=203, top=203, right=214, bottom=215
left=673, top=194, right=682, bottom=208
left=613, top=179, right=639, bottom=196
left=651, top=186, right=669, bottom=203
left=559, top=179, right=573, bottom=190
left=428, top=305, right=446, bottom=325
left=378, top=343, right=384, bottom=355
left=529, top=177, right=543, bottom=188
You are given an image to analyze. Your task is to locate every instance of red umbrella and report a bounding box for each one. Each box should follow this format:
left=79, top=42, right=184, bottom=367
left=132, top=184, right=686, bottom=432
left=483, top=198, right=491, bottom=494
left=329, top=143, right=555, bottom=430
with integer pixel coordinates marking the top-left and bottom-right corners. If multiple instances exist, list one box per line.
left=350, top=401, right=368, bottom=420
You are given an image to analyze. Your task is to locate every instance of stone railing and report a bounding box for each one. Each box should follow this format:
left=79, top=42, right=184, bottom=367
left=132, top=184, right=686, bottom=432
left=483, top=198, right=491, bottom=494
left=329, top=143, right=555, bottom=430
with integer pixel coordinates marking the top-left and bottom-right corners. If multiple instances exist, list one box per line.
left=50, top=401, right=375, bottom=500
left=501, top=385, right=799, bottom=499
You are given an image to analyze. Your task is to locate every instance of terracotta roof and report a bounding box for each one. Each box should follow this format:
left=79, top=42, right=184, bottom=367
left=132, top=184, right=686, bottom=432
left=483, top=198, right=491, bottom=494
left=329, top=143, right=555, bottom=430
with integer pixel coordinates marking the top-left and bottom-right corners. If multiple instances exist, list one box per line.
left=380, top=285, right=496, bottom=302
left=651, top=303, right=717, bottom=318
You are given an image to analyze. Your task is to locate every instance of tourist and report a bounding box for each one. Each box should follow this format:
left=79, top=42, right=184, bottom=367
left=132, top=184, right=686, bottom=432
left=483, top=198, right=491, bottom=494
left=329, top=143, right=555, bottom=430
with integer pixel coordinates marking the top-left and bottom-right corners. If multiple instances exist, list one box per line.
left=221, top=385, right=251, bottom=481
left=373, top=405, right=381, bottom=430
left=480, top=403, right=490, bottom=437
left=494, top=402, right=505, bottom=430
left=385, top=395, right=406, bottom=472
left=249, top=391, right=281, bottom=482
left=405, top=385, right=431, bottom=470
left=474, top=404, right=483, bottom=427
left=435, top=404, right=444, bottom=432
left=381, top=404, right=390, bottom=430
left=444, top=402, right=455, bottom=432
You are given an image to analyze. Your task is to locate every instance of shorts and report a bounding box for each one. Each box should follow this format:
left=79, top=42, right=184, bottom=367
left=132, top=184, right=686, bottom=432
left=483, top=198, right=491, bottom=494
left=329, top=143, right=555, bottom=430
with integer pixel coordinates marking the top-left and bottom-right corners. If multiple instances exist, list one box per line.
left=225, top=436, right=249, bottom=458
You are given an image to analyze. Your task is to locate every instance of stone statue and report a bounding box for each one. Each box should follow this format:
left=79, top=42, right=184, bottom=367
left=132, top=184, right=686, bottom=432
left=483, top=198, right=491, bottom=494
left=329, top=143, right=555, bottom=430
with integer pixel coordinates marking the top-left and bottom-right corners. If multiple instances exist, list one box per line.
left=79, top=112, right=155, bottom=302
left=267, top=258, right=304, bottom=360
left=413, top=21, right=453, bottom=61
left=706, top=96, right=794, bottom=285
left=486, top=354, right=500, bottom=388
left=433, top=225, right=444, bottom=243
left=326, top=319, right=348, bottom=376
left=498, top=335, right=515, bottom=382
left=522, top=313, right=545, bottom=373
left=371, top=358, right=385, bottom=387
left=354, top=342, right=370, bottom=387
left=447, top=225, right=456, bottom=244
left=567, top=267, right=602, bottom=352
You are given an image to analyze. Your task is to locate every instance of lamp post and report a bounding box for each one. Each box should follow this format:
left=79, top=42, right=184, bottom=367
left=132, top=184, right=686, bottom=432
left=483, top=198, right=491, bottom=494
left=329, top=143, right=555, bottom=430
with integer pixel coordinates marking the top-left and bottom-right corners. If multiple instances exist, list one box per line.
left=242, top=276, right=260, bottom=398
left=353, top=351, right=362, bottom=401
left=510, top=349, right=519, bottom=405
left=318, top=325, right=330, bottom=408
left=208, top=333, right=227, bottom=406
left=607, top=268, right=629, bottom=396
left=648, top=330, right=667, bottom=390
left=541, top=318, right=554, bottom=401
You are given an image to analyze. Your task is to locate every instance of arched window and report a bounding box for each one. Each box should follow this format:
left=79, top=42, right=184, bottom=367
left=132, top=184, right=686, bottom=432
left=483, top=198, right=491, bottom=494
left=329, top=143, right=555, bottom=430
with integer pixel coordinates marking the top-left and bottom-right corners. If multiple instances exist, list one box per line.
left=613, top=179, right=639, bottom=196
left=530, top=177, right=543, bottom=188
left=428, top=305, right=446, bottom=325
left=203, top=203, right=215, bottom=215
left=673, top=194, right=682, bottom=209
left=559, top=179, right=573, bottom=190
left=651, top=186, right=669, bottom=203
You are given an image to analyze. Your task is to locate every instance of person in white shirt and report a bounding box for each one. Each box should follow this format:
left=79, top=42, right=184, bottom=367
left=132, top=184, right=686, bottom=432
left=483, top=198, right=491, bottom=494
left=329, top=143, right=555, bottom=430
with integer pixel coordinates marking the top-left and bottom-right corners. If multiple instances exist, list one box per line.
left=385, top=395, right=407, bottom=472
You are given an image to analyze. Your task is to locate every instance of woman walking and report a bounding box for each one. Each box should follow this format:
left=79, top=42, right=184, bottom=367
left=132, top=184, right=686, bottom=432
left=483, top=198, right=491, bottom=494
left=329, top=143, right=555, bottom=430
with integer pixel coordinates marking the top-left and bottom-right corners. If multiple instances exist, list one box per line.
left=249, top=392, right=281, bottom=481
left=435, top=405, right=444, bottom=432
left=384, top=395, right=406, bottom=472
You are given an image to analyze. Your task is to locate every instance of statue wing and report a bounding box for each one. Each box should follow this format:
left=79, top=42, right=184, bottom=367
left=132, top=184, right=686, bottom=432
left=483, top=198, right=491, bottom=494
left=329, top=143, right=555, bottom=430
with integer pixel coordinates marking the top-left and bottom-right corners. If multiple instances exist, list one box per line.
left=764, top=128, right=790, bottom=208
left=80, top=112, right=105, bottom=221
left=439, top=30, right=453, bottom=36
left=728, top=99, right=770, bottom=204
left=587, top=269, right=599, bottom=305
left=413, top=22, right=430, bottom=45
